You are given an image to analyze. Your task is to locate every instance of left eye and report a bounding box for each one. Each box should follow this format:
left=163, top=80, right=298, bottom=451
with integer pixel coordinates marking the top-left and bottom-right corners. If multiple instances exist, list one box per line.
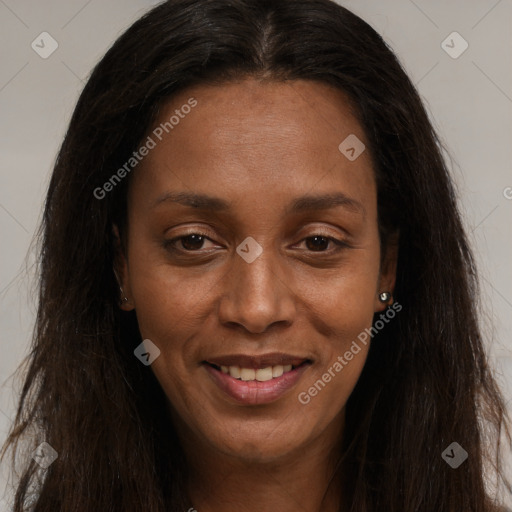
left=299, top=235, right=347, bottom=252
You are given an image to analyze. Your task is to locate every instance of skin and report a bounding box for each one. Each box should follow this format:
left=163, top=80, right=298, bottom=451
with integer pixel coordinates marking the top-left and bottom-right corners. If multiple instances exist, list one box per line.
left=115, top=78, right=397, bottom=512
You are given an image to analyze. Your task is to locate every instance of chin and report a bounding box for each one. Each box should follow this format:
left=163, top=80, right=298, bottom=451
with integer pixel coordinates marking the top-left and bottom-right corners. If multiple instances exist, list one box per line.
left=202, top=420, right=309, bottom=463
left=218, top=438, right=299, bottom=463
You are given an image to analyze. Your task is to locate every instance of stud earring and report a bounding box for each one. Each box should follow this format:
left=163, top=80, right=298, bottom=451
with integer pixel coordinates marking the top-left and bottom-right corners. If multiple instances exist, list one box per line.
left=379, top=291, right=392, bottom=303
left=119, top=287, right=130, bottom=306
left=113, top=268, right=130, bottom=307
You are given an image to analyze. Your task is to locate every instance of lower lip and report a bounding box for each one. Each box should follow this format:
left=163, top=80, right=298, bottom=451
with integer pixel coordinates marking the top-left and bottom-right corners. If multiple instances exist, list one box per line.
left=203, top=363, right=311, bottom=405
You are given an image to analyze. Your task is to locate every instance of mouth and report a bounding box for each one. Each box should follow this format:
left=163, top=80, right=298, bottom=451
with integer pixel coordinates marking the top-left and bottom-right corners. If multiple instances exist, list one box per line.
left=202, top=353, right=312, bottom=405
left=203, top=360, right=309, bottom=381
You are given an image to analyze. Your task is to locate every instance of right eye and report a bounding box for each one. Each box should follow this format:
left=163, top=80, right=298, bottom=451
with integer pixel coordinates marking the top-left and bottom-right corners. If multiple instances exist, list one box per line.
left=164, top=233, right=218, bottom=253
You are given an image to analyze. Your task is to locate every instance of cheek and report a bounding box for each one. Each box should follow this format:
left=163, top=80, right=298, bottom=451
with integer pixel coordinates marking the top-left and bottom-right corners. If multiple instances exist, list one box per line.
left=295, top=252, right=379, bottom=407
left=134, top=272, right=216, bottom=329
left=296, top=297, right=373, bottom=422
left=126, top=226, right=219, bottom=322
left=130, top=266, right=220, bottom=363
left=125, top=236, right=224, bottom=387
left=298, top=348, right=368, bottom=416
left=302, top=249, right=381, bottom=331
left=129, top=267, right=216, bottom=412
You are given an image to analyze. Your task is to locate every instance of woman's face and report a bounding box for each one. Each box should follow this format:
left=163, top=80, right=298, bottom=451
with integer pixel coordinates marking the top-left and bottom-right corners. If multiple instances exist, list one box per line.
left=117, top=78, right=396, bottom=462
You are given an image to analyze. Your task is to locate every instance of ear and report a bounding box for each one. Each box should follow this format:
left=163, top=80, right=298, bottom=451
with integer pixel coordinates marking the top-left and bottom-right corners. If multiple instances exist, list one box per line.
left=375, top=231, right=399, bottom=312
left=112, top=224, right=135, bottom=311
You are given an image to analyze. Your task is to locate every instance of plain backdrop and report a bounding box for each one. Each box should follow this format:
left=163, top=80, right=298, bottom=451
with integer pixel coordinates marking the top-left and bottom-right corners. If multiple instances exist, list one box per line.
left=1, top=0, right=511, bottom=507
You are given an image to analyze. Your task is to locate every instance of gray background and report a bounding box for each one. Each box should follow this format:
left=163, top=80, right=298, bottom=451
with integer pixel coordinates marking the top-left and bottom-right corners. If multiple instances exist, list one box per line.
left=0, top=0, right=511, bottom=507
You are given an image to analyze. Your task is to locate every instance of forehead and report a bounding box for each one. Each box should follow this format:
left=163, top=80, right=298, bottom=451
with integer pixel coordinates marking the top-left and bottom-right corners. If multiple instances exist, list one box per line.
left=130, top=78, right=376, bottom=211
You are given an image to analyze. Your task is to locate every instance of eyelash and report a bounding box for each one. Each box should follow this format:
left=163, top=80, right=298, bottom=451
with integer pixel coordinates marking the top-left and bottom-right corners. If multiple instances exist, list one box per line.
left=163, top=232, right=349, bottom=255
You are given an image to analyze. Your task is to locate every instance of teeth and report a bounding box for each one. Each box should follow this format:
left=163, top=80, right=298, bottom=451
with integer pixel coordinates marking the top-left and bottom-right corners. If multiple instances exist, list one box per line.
left=240, top=368, right=255, bottom=381
left=255, top=367, right=273, bottom=381
left=272, top=365, right=283, bottom=378
left=218, top=363, right=298, bottom=381
left=228, top=366, right=240, bottom=379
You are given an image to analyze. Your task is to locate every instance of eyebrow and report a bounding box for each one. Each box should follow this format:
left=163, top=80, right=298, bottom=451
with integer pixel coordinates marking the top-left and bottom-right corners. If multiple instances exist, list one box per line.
left=152, top=191, right=365, bottom=216
left=286, top=192, right=365, bottom=216
left=152, top=191, right=230, bottom=210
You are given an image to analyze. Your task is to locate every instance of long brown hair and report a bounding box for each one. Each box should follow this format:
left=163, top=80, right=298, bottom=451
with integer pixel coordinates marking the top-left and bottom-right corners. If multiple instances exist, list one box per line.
left=2, top=0, right=510, bottom=510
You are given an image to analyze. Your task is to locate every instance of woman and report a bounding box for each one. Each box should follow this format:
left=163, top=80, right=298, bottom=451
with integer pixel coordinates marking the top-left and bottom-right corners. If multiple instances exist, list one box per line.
left=1, top=0, right=510, bottom=510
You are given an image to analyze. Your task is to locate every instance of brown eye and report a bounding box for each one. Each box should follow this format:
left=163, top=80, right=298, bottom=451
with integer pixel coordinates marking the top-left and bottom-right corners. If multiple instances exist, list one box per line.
left=179, top=234, right=207, bottom=251
left=164, top=233, right=216, bottom=253
left=299, top=234, right=350, bottom=254
left=304, top=235, right=332, bottom=251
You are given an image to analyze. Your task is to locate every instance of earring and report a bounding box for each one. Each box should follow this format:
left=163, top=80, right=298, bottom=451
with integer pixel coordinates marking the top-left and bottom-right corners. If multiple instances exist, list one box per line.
left=379, top=291, right=392, bottom=303
left=113, top=268, right=130, bottom=306
left=119, top=286, right=130, bottom=306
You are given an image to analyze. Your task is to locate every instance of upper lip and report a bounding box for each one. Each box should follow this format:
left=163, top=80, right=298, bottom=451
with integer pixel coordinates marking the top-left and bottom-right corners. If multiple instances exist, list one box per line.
left=204, top=352, right=312, bottom=370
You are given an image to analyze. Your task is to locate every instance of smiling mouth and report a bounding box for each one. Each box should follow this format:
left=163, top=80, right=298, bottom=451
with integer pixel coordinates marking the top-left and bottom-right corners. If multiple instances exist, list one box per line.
left=204, top=360, right=311, bottom=382
left=203, top=356, right=312, bottom=405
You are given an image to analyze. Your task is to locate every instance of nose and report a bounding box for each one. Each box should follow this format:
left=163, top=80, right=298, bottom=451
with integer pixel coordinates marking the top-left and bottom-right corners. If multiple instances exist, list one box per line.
left=217, top=243, right=296, bottom=334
